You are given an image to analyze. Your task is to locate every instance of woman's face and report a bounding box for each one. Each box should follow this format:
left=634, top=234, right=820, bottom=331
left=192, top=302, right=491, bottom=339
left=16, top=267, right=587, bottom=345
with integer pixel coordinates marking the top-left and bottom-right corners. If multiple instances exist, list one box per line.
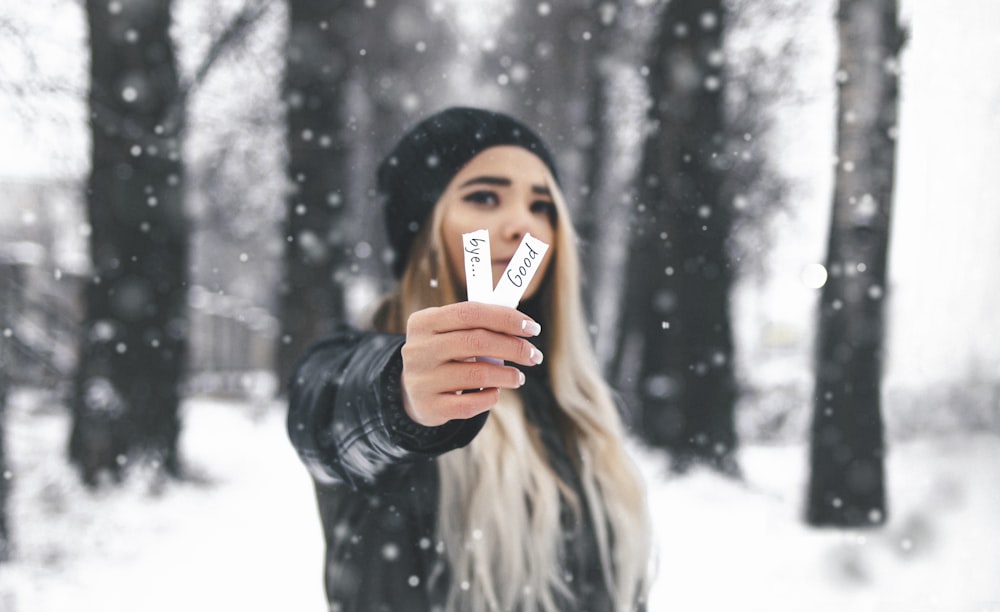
left=438, top=145, right=557, bottom=302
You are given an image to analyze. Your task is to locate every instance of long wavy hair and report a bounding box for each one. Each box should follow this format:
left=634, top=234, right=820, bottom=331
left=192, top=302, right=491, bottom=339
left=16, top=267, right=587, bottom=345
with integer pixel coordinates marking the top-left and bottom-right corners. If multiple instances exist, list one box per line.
left=370, top=171, right=652, bottom=611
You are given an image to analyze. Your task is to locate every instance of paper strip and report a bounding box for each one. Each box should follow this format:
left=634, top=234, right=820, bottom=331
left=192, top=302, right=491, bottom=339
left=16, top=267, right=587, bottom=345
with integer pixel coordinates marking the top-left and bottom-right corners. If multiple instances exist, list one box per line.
left=491, top=233, right=550, bottom=309
left=462, top=229, right=493, bottom=304
left=461, top=230, right=549, bottom=367
left=463, top=229, right=500, bottom=366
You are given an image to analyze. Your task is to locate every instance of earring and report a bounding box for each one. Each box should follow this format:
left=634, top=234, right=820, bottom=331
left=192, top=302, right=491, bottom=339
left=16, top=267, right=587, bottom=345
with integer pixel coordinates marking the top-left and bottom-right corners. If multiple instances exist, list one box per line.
left=428, top=247, right=440, bottom=289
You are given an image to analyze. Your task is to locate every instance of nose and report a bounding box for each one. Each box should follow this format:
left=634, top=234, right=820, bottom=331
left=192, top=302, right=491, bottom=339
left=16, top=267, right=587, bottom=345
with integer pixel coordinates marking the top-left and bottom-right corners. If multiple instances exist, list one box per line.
left=498, top=201, right=533, bottom=243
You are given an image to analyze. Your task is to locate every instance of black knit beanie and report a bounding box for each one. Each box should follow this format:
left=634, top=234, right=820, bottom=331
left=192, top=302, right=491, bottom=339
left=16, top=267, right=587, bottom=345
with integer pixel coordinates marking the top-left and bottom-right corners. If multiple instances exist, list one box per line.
left=377, top=107, right=560, bottom=277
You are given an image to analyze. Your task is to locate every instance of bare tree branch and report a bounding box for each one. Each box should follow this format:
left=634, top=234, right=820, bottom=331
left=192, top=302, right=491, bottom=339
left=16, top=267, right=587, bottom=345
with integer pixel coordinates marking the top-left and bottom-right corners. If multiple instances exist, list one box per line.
left=178, top=0, right=273, bottom=108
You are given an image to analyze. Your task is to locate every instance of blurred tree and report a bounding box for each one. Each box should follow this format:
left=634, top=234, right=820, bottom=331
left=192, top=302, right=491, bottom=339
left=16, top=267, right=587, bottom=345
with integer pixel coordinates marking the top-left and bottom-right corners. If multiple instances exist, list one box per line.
left=579, top=1, right=661, bottom=367
left=479, top=0, right=668, bottom=376
left=358, top=3, right=459, bottom=164
left=467, top=1, right=790, bottom=467
left=0, top=265, right=10, bottom=561
left=618, top=0, right=739, bottom=474
left=722, top=0, right=801, bottom=281
left=807, top=0, right=904, bottom=527
left=352, top=2, right=463, bottom=293
left=482, top=0, right=598, bottom=197
left=478, top=0, right=607, bottom=355
left=72, top=0, right=188, bottom=485
left=278, top=0, right=460, bottom=382
left=72, top=0, right=268, bottom=485
left=278, top=1, right=364, bottom=382
left=0, top=395, right=6, bottom=562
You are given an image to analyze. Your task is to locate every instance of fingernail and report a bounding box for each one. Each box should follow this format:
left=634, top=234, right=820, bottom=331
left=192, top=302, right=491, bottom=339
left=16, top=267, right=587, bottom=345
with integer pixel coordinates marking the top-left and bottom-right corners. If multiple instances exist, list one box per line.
left=518, top=370, right=526, bottom=387
left=522, top=320, right=541, bottom=336
left=530, top=347, right=544, bottom=365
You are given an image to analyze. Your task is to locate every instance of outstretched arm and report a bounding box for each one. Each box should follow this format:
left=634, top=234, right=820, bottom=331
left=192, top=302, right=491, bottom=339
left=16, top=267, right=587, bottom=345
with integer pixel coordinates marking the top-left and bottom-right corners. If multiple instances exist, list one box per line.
left=287, top=326, right=483, bottom=490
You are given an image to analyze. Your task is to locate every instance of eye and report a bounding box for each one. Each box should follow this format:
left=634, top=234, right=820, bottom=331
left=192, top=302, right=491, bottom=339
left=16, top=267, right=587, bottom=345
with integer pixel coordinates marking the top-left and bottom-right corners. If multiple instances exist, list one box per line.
left=531, top=200, right=557, bottom=223
left=463, top=191, right=499, bottom=206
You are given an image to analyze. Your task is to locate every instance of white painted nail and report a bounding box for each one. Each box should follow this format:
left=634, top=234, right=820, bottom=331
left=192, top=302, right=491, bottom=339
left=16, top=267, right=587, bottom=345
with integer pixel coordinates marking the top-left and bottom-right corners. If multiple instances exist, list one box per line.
left=521, top=320, right=541, bottom=336
left=530, top=348, right=544, bottom=365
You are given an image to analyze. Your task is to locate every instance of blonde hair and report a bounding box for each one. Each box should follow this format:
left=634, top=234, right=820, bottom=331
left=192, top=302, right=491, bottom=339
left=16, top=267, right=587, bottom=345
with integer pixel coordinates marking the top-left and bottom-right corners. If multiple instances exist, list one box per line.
left=370, top=172, right=652, bottom=611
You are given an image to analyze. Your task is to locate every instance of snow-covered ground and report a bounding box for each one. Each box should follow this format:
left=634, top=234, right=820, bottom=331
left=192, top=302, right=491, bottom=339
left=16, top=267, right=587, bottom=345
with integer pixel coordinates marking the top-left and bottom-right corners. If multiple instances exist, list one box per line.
left=2, top=389, right=998, bottom=612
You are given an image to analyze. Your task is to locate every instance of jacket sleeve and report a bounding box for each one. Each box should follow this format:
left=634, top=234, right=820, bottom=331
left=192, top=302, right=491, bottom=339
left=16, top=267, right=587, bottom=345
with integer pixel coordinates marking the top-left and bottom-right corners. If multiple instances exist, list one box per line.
left=286, top=325, right=488, bottom=490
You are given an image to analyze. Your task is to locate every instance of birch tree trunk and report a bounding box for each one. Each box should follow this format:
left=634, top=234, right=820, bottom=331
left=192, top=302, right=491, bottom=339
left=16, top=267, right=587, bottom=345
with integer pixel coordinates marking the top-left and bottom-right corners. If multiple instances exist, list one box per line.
left=806, top=0, right=904, bottom=527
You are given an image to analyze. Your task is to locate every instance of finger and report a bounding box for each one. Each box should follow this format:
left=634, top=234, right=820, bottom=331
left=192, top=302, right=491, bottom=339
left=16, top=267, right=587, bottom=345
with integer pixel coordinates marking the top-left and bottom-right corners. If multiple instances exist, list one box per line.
left=415, top=302, right=542, bottom=337
left=431, top=361, right=526, bottom=393
left=428, top=330, right=544, bottom=367
left=432, top=387, right=501, bottom=423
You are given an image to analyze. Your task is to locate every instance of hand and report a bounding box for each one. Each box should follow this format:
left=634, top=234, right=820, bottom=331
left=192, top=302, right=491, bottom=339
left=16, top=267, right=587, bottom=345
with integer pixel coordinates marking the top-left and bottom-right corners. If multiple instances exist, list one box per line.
left=400, top=302, right=544, bottom=426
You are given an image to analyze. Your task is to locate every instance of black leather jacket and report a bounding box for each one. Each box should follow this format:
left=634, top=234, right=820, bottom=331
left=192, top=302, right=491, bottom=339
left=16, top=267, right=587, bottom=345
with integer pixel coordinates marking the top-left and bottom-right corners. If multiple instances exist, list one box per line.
left=287, top=325, right=615, bottom=611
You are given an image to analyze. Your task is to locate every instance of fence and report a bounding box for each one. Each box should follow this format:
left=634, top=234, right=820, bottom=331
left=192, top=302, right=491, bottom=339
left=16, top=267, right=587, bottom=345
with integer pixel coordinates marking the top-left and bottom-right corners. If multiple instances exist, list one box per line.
left=0, top=254, right=80, bottom=390
left=184, top=285, right=279, bottom=399
left=0, top=251, right=278, bottom=399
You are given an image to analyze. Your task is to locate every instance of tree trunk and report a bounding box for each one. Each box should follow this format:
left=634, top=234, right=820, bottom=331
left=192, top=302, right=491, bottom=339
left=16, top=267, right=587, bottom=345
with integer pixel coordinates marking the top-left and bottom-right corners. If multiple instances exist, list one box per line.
left=71, top=0, right=188, bottom=485
left=277, top=1, right=357, bottom=383
left=485, top=1, right=663, bottom=373
left=625, top=0, right=738, bottom=474
left=581, top=1, right=661, bottom=368
left=0, top=266, right=10, bottom=560
left=485, top=0, right=597, bottom=197
left=807, top=0, right=903, bottom=527
left=277, top=2, right=467, bottom=382
left=355, top=3, right=463, bottom=293
left=0, top=387, right=7, bottom=562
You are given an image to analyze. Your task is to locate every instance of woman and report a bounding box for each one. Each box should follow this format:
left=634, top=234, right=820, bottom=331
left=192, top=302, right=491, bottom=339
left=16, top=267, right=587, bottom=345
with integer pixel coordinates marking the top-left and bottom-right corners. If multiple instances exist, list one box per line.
left=287, top=107, right=652, bottom=612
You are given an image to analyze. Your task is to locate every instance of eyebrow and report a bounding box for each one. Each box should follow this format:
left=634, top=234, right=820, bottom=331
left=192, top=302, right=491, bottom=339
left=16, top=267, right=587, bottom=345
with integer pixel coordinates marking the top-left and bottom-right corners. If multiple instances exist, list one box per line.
left=459, top=175, right=552, bottom=197
left=459, top=175, right=510, bottom=188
